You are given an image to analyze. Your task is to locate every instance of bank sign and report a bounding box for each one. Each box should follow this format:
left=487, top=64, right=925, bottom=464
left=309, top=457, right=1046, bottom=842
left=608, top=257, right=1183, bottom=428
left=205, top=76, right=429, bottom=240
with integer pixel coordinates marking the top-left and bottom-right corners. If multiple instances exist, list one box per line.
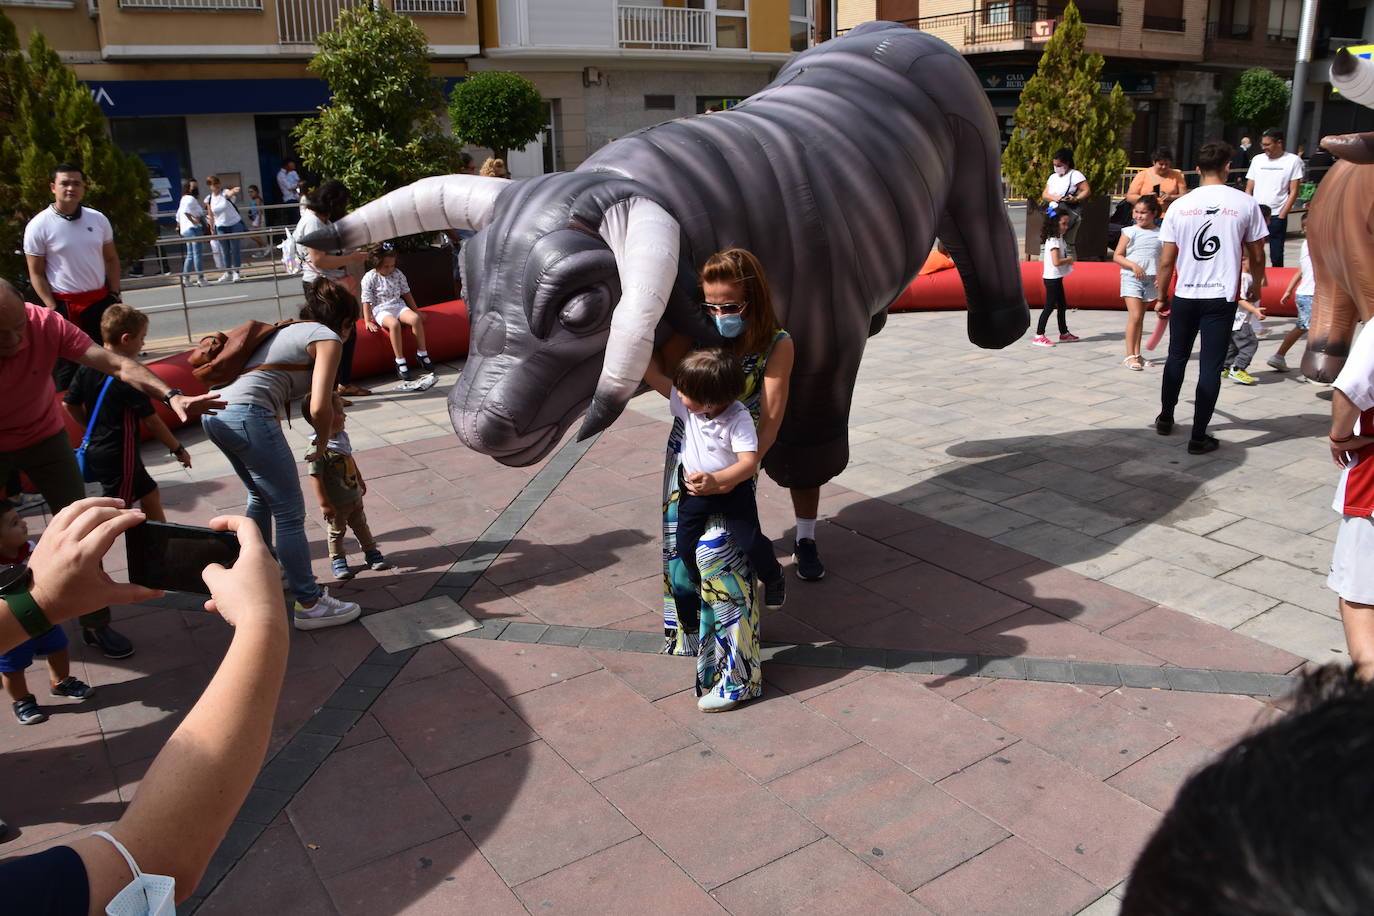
left=977, top=69, right=1157, bottom=94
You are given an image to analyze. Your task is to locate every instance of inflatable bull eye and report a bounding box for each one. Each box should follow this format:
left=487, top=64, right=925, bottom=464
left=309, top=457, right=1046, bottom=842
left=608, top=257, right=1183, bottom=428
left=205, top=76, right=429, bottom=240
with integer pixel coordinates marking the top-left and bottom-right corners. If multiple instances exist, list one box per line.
left=297, top=21, right=1030, bottom=486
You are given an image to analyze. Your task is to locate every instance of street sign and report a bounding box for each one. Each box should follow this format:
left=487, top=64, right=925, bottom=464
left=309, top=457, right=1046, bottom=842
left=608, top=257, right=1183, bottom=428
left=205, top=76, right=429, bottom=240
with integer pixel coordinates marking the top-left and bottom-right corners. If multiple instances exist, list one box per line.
left=1032, top=19, right=1056, bottom=41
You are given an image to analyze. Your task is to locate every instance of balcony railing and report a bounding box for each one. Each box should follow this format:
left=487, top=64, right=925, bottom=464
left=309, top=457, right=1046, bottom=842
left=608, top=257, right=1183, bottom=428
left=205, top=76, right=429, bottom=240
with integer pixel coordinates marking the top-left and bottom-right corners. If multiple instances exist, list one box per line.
left=119, top=0, right=260, bottom=9
left=617, top=4, right=712, bottom=50
left=393, top=0, right=464, bottom=13
left=913, top=4, right=1119, bottom=48
left=1205, top=20, right=1253, bottom=39
left=278, top=0, right=349, bottom=44
left=1142, top=14, right=1185, bottom=31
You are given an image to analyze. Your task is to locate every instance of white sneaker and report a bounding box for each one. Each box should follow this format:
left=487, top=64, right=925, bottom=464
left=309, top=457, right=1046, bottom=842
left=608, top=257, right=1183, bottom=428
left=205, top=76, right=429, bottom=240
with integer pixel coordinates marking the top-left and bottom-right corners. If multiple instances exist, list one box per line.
left=1266, top=353, right=1289, bottom=372
left=230, top=271, right=243, bottom=283
left=697, top=692, right=740, bottom=713
left=292, top=587, right=361, bottom=630
left=214, top=272, right=232, bottom=284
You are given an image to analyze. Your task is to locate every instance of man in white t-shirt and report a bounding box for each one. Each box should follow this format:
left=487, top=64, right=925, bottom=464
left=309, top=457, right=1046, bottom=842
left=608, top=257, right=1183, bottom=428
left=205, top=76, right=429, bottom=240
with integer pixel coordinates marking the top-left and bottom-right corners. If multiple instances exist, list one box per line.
left=1245, top=127, right=1304, bottom=267
left=1156, top=140, right=1268, bottom=455
left=275, top=158, right=302, bottom=227
left=23, top=163, right=121, bottom=390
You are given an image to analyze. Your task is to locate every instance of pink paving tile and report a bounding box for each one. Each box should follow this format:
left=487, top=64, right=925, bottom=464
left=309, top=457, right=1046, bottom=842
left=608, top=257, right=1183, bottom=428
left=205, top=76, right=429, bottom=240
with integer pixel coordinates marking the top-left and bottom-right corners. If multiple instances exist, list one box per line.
left=444, top=638, right=603, bottom=697
left=0, top=731, right=124, bottom=850
left=863, top=562, right=1032, bottom=634
left=391, top=641, right=466, bottom=688
left=558, top=463, right=662, bottom=510
left=287, top=738, right=458, bottom=878
left=462, top=466, right=541, bottom=511
left=606, top=609, right=665, bottom=632
left=824, top=495, right=934, bottom=540
left=549, top=520, right=662, bottom=588
left=396, top=493, right=497, bottom=547
left=938, top=741, right=1161, bottom=888
left=969, top=608, right=1166, bottom=666
left=398, top=431, right=456, bottom=456
left=371, top=664, right=536, bottom=777
left=509, top=669, right=696, bottom=780
left=199, top=823, right=337, bottom=916
left=712, top=838, right=932, bottom=915
left=954, top=679, right=1177, bottom=779
left=585, top=647, right=696, bottom=701
left=803, top=673, right=1013, bottom=781
left=504, top=568, right=653, bottom=627
left=910, top=836, right=1102, bottom=916
left=831, top=610, right=987, bottom=655
left=347, top=443, right=425, bottom=479
left=514, top=835, right=726, bottom=915
left=983, top=561, right=1155, bottom=632
left=617, top=572, right=669, bottom=611
left=483, top=535, right=583, bottom=586
left=267, top=661, right=344, bottom=758
left=369, top=467, right=482, bottom=511
left=428, top=739, right=638, bottom=886
left=1106, top=736, right=1217, bottom=813
left=883, top=521, right=1037, bottom=582
left=77, top=608, right=206, bottom=688
left=768, top=744, right=1009, bottom=892
left=336, top=712, right=386, bottom=751
left=810, top=524, right=920, bottom=583
left=908, top=672, right=990, bottom=701
left=763, top=664, right=876, bottom=702
left=520, top=492, right=622, bottom=545
left=655, top=688, right=860, bottom=783
left=461, top=578, right=544, bottom=624
left=1103, top=687, right=1281, bottom=753
left=1102, top=605, right=1305, bottom=674
left=761, top=610, right=838, bottom=645
left=781, top=573, right=910, bottom=637
left=325, top=831, right=526, bottom=916
left=595, top=743, right=823, bottom=889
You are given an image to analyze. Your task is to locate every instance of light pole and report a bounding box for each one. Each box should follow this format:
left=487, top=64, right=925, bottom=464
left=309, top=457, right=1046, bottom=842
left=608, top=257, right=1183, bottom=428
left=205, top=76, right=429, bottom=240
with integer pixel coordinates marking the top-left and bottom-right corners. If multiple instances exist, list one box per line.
left=1285, top=0, right=1319, bottom=150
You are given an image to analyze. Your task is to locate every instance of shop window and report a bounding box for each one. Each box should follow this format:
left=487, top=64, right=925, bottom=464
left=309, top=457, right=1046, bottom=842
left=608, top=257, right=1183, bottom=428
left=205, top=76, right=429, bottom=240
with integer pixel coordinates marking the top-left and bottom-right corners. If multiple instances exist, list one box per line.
left=645, top=94, right=676, bottom=110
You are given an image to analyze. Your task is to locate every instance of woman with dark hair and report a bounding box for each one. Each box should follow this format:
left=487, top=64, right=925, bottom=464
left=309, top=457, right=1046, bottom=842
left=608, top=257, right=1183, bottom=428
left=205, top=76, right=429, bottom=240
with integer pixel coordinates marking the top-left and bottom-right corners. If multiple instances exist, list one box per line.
left=201, top=278, right=363, bottom=629
left=647, top=248, right=795, bottom=712
left=175, top=179, right=208, bottom=287
left=297, top=180, right=370, bottom=398
left=1041, top=147, right=1090, bottom=250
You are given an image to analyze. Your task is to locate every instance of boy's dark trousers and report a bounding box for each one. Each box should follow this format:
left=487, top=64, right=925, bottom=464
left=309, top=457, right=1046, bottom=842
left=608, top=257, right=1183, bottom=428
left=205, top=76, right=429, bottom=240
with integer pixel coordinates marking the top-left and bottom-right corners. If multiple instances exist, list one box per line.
left=676, top=477, right=782, bottom=620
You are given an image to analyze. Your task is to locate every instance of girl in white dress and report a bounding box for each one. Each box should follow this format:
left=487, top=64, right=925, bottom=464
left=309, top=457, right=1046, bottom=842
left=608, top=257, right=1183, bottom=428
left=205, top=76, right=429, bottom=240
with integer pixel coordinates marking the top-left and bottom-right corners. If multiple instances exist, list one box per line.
left=1113, top=195, right=1163, bottom=370
left=361, top=250, right=433, bottom=381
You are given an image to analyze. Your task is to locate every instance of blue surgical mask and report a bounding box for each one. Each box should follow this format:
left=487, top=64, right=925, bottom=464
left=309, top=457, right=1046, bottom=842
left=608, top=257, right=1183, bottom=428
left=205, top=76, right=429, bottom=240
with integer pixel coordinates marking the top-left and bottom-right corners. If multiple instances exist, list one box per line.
left=713, top=314, right=745, bottom=338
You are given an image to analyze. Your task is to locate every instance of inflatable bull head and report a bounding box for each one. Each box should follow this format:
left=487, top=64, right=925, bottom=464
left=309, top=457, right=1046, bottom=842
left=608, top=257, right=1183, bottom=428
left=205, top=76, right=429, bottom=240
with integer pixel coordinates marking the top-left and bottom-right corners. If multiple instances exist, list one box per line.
left=299, top=22, right=1029, bottom=488
left=1304, top=48, right=1374, bottom=383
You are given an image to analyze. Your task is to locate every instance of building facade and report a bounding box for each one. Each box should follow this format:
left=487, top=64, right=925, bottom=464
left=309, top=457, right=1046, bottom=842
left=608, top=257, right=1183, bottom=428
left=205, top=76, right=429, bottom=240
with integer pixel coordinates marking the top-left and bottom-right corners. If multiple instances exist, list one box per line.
left=4, top=0, right=812, bottom=204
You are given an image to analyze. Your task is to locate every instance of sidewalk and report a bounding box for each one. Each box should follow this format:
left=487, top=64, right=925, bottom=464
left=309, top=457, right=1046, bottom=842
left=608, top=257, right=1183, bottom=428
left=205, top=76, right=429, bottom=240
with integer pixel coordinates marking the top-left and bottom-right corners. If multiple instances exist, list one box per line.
left=1, top=306, right=1336, bottom=914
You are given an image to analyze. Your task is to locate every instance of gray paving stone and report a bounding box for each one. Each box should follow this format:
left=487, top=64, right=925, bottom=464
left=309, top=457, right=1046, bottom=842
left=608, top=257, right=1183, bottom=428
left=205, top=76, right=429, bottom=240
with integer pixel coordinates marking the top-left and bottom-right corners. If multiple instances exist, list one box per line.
left=993, top=521, right=1147, bottom=580
left=500, top=621, right=550, bottom=643
left=539, top=625, right=590, bottom=647
left=1163, top=668, right=1223, bottom=693
left=579, top=628, right=628, bottom=650
left=1025, top=657, right=1073, bottom=683
left=1211, top=669, right=1274, bottom=696
left=1236, top=603, right=1350, bottom=666
left=365, top=645, right=417, bottom=668
left=841, top=646, right=888, bottom=670
left=974, top=655, right=1027, bottom=679
left=884, top=649, right=936, bottom=673
left=301, top=705, right=366, bottom=738
left=1099, top=521, right=1258, bottom=577
left=1104, top=558, right=1279, bottom=629
left=1210, top=518, right=1333, bottom=574
left=1220, top=557, right=1336, bottom=617
left=324, top=685, right=384, bottom=711
left=235, top=787, right=292, bottom=826
left=927, top=653, right=980, bottom=677
left=1250, top=673, right=1301, bottom=698
left=361, top=595, right=482, bottom=653
left=1071, top=662, right=1123, bottom=687
left=344, top=663, right=398, bottom=689
left=622, top=631, right=666, bottom=654
left=1117, top=665, right=1172, bottom=689
left=458, top=619, right=508, bottom=640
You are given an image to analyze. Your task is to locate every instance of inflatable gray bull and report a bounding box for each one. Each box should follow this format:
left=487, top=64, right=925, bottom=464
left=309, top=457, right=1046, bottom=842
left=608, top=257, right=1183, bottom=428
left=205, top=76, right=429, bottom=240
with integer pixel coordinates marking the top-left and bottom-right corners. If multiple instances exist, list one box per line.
left=299, top=21, right=1028, bottom=488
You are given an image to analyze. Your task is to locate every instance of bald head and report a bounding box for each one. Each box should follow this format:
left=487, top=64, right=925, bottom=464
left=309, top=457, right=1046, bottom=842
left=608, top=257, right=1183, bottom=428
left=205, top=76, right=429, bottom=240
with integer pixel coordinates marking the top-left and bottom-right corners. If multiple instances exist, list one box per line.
left=0, top=279, right=30, bottom=359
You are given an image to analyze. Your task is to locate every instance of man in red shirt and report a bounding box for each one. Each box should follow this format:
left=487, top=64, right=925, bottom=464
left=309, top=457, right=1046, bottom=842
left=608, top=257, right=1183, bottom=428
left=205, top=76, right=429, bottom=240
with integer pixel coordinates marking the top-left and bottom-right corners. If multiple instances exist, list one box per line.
left=0, top=280, right=222, bottom=657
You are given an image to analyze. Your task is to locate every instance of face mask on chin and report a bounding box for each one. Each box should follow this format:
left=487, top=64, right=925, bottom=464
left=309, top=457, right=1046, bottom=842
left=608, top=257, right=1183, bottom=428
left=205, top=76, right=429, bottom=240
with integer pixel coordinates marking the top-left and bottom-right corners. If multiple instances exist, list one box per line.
left=713, top=314, right=745, bottom=338
left=1053, top=165, right=1067, bottom=177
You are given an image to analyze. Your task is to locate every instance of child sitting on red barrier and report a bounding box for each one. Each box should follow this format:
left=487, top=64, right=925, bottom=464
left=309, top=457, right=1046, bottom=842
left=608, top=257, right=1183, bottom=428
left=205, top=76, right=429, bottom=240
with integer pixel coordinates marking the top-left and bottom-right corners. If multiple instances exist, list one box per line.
left=361, top=248, right=434, bottom=383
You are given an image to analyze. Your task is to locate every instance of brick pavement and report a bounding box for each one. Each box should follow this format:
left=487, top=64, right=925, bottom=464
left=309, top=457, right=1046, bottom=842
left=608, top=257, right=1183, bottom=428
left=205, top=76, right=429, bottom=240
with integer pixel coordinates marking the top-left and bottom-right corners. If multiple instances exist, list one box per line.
left=1, top=306, right=1342, bottom=914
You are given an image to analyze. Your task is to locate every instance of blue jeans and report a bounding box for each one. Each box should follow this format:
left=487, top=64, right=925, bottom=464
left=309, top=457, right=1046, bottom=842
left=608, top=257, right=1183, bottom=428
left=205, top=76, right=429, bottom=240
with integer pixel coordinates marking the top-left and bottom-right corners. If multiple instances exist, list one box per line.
left=180, top=225, right=206, bottom=279
left=215, top=220, right=244, bottom=269
left=1160, top=296, right=1237, bottom=442
left=1267, top=215, right=1286, bottom=268
left=202, top=404, right=320, bottom=604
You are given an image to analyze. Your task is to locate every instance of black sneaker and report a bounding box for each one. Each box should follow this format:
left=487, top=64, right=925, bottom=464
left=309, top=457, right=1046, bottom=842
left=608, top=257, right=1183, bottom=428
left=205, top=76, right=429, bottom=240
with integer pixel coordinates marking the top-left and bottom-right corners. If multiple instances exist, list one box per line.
left=49, top=677, right=96, bottom=701
left=13, top=695, right=46, bottom=725
left=82, top=626, right=134, bottom=659
left=417, top=354, right=434, bottom=372
left=1187, top=435, right=1219, bottom=455
left=397, top=363, right=413, bottom=382
left=763, top=575, right=786, bottom=610
left=793, top=538, right=826, bottom=581
left=1154, top=413, right=1174, bottom=436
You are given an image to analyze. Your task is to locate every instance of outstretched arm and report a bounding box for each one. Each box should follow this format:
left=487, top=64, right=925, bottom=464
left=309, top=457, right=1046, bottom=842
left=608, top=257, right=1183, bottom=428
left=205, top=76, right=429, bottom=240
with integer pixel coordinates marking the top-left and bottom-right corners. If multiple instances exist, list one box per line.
left=77, top=345, right=224, bottom=422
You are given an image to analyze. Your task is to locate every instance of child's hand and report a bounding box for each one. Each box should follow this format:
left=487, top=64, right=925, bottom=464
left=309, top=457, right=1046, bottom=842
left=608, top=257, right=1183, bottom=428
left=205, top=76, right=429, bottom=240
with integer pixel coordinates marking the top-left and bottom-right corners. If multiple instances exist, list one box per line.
left=1254, top=307, right=1266, bottom=320
left=1280, top=291, right=1291, bottom=306
left=176, top=449, right=193, bottom=469
left=320, top=502, right=337, bottom=522
left=365, top=320, right=380, bottom=334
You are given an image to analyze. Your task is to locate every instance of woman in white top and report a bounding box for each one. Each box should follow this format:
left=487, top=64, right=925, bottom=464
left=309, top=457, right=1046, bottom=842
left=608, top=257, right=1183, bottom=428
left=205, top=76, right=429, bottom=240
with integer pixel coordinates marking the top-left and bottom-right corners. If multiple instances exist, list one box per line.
left=1113, top=195, right=1163, bottom=370
left=297, top=180, right=369, bottom=397
left=1041, top=147, right=1091, bottom=250
left=205, top=175, right=245, bottom=283
left=175, top=179, right=207, bottom=287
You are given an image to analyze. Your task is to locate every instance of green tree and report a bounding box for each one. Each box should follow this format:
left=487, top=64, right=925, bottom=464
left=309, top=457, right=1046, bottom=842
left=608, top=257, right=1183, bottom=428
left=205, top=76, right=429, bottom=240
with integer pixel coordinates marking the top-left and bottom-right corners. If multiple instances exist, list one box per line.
left=1000, top=1, right=1134, bottom=202
left=1220, top=68, right=1290, bottom=132
left=447, top=71, right=546, bottom=163
left=0, top=11, right=153, bottom=282
left=292, top=4, right=462, bottom=205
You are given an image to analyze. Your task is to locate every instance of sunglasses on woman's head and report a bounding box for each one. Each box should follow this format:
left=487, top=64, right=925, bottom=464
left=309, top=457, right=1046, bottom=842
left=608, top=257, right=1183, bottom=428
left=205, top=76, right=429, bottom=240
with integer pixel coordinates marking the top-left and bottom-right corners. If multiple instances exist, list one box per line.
left=702, top=301, right=745, bottom=315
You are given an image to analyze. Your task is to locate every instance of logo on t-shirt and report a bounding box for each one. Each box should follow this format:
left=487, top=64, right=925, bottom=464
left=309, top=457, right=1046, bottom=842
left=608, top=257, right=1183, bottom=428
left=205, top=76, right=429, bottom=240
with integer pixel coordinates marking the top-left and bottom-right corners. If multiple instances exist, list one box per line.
left=1192, top=220, right=1221, bottom=261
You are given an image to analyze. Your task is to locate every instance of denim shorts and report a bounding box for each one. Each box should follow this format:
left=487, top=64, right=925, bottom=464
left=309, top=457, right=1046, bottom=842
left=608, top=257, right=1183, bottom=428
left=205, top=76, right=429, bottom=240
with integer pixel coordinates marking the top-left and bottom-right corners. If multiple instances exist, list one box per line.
left=1120, top=273, right=1158, bottom=302
left=0, top=625, right=69, bottom=673
left=1295, top=294, right=1313, bottom=331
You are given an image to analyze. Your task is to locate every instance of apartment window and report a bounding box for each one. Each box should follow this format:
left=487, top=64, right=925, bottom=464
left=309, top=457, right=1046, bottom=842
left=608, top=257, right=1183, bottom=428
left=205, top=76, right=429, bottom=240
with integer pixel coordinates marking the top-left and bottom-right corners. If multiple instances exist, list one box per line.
left=1267, top=0, right=1300, bottom=40
left=1206, top=0, right=1251, bottom=37
left=1143, top=0, right=1185, bottom=30
left=716, top=0, right=748, bottom=48
left=645, top=94, right=676, bottom=110
left=0, top=0, right=75, bottom=7
left=790, top=0, right=812, bottom=51
left=119, top=0, right=261, bottom=8
left=985, top=1, right=1010, bottom=24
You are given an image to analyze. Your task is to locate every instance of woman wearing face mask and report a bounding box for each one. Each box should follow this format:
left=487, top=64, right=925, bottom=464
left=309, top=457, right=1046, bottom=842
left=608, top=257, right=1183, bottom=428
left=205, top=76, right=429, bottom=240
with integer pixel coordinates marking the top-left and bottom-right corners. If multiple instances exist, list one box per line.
left=1041, top=147, right=1090, bottom=251
left=645, top=248, right=794, bottom=711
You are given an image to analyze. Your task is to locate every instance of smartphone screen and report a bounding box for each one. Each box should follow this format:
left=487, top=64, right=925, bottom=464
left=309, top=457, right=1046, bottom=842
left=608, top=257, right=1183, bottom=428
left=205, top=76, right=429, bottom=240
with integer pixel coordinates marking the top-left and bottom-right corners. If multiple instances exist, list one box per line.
left=125, top=521, right=240, bottom=596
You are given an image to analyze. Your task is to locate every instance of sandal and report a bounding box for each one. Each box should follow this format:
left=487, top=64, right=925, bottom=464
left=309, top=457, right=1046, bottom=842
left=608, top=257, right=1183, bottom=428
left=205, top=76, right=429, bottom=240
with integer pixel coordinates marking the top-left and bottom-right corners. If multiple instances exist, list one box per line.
left=336, top=383, right=372, bottom=397
left=1124, top=355, right=1145, bottom=371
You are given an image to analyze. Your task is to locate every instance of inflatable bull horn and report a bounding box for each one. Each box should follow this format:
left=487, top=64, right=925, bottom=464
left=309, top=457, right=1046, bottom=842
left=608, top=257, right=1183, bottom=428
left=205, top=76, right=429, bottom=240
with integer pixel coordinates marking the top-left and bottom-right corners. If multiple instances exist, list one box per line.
left=300, top=21, right=1029, bottom=488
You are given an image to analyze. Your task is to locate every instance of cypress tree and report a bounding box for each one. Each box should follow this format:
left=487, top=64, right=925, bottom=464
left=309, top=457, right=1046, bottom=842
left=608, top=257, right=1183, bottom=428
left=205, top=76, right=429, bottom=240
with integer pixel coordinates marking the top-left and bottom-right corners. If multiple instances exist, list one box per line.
left=1001, top=1, right=1134, bottom=203
left=0, top=12, right=154, bottom=283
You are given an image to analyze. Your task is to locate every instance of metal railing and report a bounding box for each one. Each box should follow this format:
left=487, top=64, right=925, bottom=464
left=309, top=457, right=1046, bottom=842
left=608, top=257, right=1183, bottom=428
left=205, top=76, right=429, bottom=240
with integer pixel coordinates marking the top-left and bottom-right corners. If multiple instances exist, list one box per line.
left=1205, top=20, right=1252, bottom=39
left=913, top=4, right=1120, bottom=48
left=617, top=4, right=712, bottom=50
left=120, top=0, right=260, bottom=8
left=277, top=0, right=350, bottom=44
left=392, top=0, right=465, bottom=14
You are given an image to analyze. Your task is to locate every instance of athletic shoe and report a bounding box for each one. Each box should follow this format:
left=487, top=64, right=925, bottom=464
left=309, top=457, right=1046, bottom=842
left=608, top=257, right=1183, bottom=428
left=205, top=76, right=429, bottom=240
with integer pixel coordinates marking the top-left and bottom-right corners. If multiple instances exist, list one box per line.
left=331, top=556, right=354, bottom=580
left=1031, top=335, right=1054, bottom=347
left=697, top=693, right=739, bottom=713
left=417, top=354, right=435, bottom=372
left=793, top=538, right=826, bottom=581
left=292, top=588, right=361, bottom=631
left=397, top=363, right=413, bottom=382
left=12, top=696, right=46, bottom=725
left=1228, top=368, right=1257, bottom=385
left=82, top=626, right=134, bottom=659
left=763, top=574, right=786, bottom=610
left=230, top=271, right=244, bottom=283
left=213, top=272, right=232, bottom=284
left=49, top=677, right=96, bottom=701
left=364, top=548, right=392, bottom=571
left=1187, top=435, right=1220, bottom=455
left=1267, top=353, right=1289, bottom=372
left=1058, top=332, right=1080, bottom=342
